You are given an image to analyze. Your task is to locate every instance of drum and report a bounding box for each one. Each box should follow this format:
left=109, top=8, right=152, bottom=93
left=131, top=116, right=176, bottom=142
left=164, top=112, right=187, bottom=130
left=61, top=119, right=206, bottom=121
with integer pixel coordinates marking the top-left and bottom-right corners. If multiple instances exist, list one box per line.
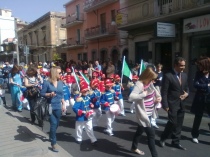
left=110, top=104, right=120, bottom=114
left=69, top=98, right=75, bottom=107
left=85, top=110, right=95, bottom=120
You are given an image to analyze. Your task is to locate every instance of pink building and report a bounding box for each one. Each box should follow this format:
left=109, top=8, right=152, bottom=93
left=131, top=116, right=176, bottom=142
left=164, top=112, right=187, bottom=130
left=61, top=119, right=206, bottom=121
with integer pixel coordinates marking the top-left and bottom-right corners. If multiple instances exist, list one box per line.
left=62, top=0, right=128, bottom=64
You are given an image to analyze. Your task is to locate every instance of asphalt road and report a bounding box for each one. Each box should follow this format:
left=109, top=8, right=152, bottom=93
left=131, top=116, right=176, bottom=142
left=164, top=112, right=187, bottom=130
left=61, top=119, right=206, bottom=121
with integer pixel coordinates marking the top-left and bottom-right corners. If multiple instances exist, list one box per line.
left=5, top=94, right=210, bottom=157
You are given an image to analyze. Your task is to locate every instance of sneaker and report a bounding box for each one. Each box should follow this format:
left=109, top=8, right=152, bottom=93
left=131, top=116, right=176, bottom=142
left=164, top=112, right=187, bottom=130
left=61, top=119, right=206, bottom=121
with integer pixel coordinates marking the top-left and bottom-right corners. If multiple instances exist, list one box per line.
left=130, top=110, right=134, bottom=113
left=104, top=129, right=114, bottom=136
left=192, top=138, right=199, bottom=144
left=51, top=144, right=59, bottom=152
left=120, top=113, right=126, bottom=117
left=131, top=148, right=145, bottom=155
left=152, top=124, right=159, bottom=129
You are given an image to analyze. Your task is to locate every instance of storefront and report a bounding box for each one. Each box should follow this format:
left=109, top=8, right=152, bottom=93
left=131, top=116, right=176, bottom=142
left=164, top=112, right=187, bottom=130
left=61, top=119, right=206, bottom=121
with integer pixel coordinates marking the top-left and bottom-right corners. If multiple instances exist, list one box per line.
left=183, top=14, right=210, bottom=91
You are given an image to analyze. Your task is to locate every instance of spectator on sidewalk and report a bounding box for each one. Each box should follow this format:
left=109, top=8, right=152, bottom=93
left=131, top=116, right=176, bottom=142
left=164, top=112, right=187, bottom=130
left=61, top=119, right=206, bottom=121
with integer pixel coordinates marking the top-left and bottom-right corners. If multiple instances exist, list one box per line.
left=41, top=66, right=66, bottom=152
left=2, top=61, right=12, bottom=93
left=106, top=61, right=115, bottom=78
left=191, top=57, right=210, bottom=144
left=9, top=65, right=23, bottom=112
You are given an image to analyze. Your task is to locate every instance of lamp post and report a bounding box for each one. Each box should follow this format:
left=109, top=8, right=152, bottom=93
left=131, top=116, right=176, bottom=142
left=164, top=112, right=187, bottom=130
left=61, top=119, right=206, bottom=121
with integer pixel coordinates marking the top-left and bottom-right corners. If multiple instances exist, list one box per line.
left=13, top=38, right=19, bottom=65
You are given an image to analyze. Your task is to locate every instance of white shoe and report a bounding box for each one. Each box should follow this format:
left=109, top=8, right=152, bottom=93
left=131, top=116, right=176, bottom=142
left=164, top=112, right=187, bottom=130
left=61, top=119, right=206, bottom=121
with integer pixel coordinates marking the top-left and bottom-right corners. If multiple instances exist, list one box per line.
left=104, top=129, right=114, bottom=136
left=152, top=124, right=159, bottom=129
left=192, top=138, right=199, bottom=143
left=130, top=110, right=134, bottom=113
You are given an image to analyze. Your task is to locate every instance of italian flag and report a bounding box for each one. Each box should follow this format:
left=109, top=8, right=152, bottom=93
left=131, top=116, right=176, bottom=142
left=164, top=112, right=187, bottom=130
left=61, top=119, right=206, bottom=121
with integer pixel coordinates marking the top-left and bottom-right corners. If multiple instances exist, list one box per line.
left=139, top=59, right=146, bottom=75
left=122, top=56, right=132, bottom=80
left=79, top=71, right=90, bottom=85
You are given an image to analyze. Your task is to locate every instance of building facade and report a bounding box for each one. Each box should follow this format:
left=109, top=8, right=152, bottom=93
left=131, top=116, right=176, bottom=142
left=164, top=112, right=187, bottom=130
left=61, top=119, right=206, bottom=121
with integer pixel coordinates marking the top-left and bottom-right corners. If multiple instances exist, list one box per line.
left=118, top=0, right=210, bottom=90
left=18, top=12, right=67, bottom=63
left=62, top=0, right=128, bottom=65
left=0, top=9, right=16, bottom=62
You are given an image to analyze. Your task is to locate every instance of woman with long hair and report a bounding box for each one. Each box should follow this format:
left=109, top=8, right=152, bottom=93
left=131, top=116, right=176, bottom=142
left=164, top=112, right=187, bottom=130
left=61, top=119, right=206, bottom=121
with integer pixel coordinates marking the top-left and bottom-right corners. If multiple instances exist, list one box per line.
left=129, top=68, right=161, bottom=157
left=191, top=57, right=210, bottom=143
left=24, top=66, right=40, bottom=125
left=9, top=65, right=23, bottom=111
left=40, top=66, right=66, bottom=152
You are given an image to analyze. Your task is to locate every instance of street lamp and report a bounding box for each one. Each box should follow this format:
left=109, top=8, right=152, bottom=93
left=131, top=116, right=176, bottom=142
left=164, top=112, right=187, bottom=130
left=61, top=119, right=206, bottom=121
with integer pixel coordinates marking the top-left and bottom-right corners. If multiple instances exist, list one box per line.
left=13, top=38, right=19, bottom=65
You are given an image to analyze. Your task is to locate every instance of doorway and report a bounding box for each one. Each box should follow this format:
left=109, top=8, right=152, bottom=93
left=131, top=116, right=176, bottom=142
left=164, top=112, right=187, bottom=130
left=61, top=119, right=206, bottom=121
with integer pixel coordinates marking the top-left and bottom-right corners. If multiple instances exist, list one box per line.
left=111, top=49, right=118, bottom=63
left=135, top=42, right=149, bottom=64
left=100, top=49, right=108, bottom=63
left=155, top=42, right=172, bottom=72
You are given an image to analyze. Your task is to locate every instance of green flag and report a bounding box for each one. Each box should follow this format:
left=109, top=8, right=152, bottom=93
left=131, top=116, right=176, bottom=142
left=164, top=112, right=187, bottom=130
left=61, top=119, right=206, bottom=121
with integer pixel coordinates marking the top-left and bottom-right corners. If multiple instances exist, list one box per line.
left=122, top=57, right=132, bottom=80
left=79, top=71, right=90, bottom=85
left=139, top=59, right=146, bottom=75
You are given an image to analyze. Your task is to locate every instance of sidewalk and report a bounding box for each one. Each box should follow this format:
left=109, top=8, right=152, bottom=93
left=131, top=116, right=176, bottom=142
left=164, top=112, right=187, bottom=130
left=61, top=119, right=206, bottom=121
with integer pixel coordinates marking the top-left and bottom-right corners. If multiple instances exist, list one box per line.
left=0, top=105, right=73, bottom=157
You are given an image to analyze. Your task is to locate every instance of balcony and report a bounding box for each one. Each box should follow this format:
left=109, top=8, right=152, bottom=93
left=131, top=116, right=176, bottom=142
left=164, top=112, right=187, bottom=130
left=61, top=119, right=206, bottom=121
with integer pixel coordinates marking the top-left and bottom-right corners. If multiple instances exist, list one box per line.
left=63, top=37, right=85, bottom=49
left=85, top=23, right=117, bottom=40
left=61, top=13, right=84, bottom=28
left=84, top=0, right=118, bottom=12
left=118, top=0, right=210, bottom=31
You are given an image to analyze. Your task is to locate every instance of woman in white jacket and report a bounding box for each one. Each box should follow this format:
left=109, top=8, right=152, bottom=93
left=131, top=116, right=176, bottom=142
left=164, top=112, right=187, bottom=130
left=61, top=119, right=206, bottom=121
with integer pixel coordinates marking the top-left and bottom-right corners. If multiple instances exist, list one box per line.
left=129, top=68, right=161, bottom=157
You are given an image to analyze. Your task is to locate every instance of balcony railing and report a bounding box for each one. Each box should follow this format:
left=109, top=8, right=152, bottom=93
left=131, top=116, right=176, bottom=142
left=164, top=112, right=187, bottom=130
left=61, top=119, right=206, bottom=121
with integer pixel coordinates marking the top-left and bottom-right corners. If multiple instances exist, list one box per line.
left=84, top=0, right=118, bottom=12
left=61, top=13, right=84, bottom=28
left=63, top=37, right=85, bottom=49
left=85, top=23, right=117, bottom=40
left=118, top=0, right=210, bottom=30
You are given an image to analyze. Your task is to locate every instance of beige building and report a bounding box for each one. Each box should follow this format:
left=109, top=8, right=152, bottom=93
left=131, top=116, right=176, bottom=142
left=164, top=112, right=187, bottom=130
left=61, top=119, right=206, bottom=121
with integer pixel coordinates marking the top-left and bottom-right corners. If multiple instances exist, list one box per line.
left=18, top=11, right=66, bottom=63
left=118, top=0, right=210, bottom=90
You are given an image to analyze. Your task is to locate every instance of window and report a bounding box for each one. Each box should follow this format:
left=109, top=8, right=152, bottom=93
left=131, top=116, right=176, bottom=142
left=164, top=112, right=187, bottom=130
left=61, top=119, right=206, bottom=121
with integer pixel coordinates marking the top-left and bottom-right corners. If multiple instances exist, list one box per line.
left=78, top=53, right=82, bottom=60
left=111, top=10, right=116, bottom=22
left=83, top=53, right=87, bottom=61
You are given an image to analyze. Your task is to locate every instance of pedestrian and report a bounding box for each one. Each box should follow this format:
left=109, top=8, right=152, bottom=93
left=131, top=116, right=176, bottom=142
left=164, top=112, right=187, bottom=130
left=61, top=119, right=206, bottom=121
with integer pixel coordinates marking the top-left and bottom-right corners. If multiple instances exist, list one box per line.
left=129, top=68, right=161, bottom=157
left=40, top=66, right=66, bottom=152
left=2, top=61, right=12, bottom=93
left=190, top=57, right=210, bottom=144
left=24, top=66, right=41, bottom=125
left=9, top=65, right=23, bottom=112
left=159, top=57, right=189, bottom=150
left=0, top=84, right=6, bottom=106
left=72, top=81, right=98, bottom=146
left=100, top=79, right=116, bottom=136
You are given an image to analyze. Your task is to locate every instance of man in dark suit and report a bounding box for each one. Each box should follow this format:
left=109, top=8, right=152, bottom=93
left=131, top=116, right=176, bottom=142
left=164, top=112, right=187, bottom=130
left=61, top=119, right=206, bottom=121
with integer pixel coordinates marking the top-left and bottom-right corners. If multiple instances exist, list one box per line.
left=160, top=57, right=189, bottom=150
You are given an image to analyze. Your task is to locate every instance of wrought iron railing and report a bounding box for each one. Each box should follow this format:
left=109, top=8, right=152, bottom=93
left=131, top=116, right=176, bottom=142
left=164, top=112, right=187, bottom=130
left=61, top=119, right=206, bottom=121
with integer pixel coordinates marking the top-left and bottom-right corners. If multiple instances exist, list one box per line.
left=117, top=0, right=210, bottom=26
left=85, top=23, right=117, bottom=39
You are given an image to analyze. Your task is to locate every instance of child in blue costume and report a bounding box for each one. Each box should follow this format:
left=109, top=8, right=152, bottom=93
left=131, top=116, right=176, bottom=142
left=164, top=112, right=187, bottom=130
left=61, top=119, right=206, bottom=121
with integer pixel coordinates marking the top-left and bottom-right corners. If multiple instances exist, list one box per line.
left=89, top=79, right=102, bottom=127
left=112, top=75, right=125, bottom=116
left=72, top=81, right=97, bottom=146
left=127, top=75, right=139, bottom=113
left=100, top=79, right=116, bottom=136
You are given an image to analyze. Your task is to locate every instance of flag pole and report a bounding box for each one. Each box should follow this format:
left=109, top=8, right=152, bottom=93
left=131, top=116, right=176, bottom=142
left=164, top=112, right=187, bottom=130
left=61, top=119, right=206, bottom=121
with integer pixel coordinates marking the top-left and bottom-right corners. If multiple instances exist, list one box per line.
left=72, top=67, right=80, bottom=91
left=120, top=56, right=125, bottom=85
left=139, top=59, right=143, bottom=76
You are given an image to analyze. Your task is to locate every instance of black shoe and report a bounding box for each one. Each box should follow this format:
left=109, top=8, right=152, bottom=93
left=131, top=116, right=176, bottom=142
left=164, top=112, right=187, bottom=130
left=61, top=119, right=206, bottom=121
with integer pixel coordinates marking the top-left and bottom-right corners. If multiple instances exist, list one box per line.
left=159, top=140, right=165, bottom=147
left=208, top=123, right=210, bottom=130
left=91, top=141, right=98, bottom=146
left=171, top=143, right=187, bottom=150
left=76, top=140, right=82, bottom=144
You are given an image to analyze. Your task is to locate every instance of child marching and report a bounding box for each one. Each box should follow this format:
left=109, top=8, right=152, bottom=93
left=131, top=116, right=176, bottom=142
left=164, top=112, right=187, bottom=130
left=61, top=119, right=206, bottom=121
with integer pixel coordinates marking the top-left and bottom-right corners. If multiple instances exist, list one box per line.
left=72, top=81, right=97, bottom=146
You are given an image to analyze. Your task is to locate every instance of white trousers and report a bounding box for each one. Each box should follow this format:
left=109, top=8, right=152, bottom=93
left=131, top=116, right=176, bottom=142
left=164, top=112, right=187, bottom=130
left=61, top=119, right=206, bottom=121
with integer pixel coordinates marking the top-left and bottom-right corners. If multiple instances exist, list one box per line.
left=92, top=107, right=102, bottom=126
left=130, top=102, right=135, bottom=111
left=105, top=110, right=115, bottom=133
left=75, top=120, right=97, bottom=143
left=118, top=99, right=125, bottom=114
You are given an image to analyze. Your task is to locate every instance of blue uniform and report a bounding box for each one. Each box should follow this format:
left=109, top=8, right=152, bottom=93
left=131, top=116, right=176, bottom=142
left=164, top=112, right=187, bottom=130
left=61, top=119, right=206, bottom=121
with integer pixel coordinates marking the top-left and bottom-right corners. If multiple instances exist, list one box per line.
left=73, top=96, right=92, bottom=121
left=100, top=89, right=115, bottom=111
left=112, top=82, right=123, bottom=99
left=89, top=89, right=101, bottom=109
left=63, top=83, right=70, bottom=101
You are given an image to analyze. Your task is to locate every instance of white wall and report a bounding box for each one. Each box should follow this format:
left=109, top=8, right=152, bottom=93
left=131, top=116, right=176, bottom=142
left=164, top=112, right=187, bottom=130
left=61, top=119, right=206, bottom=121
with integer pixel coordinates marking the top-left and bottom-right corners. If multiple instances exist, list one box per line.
left=0, top=15, right=15, bottom=45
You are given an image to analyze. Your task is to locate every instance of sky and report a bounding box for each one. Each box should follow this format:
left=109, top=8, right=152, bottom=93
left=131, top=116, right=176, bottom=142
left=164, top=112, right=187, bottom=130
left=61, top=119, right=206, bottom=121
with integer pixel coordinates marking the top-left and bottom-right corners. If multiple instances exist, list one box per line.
left=0, top=0, right=70, bottom=22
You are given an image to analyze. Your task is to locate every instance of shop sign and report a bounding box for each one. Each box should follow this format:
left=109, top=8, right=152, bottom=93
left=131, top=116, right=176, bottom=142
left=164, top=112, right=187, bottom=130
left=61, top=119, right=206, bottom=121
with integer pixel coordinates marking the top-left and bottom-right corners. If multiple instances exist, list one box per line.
left=183, top=14, right=210, bottom=33
left=156, top=22, right=175, bottom=37
left=116, top=13, right=123, bottom=25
